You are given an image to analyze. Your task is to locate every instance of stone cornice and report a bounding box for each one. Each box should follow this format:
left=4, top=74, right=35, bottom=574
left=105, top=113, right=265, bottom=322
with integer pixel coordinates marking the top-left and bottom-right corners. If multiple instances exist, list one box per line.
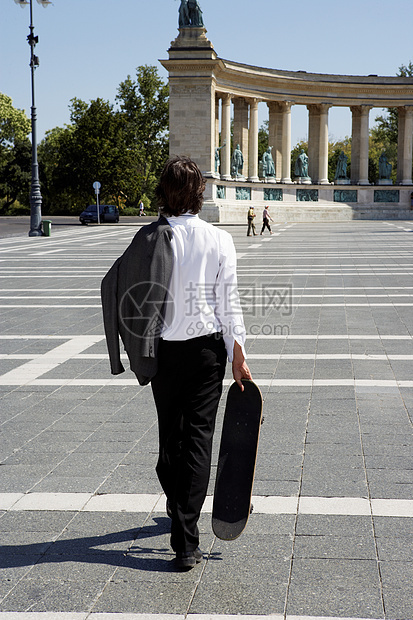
left=161, top=50, right=413, bottom=108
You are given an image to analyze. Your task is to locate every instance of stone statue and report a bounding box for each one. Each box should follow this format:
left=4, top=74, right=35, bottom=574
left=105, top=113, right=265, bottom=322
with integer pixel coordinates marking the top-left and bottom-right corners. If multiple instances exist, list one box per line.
left=178, top=0, right=190, bottom=27
left=335, top=151, right=348, bottom=180
left=262, top=146, right=276, bottom=178
left=295, top=149, right=309, bottom=178
left=215, top=141, right=226, bottom=173
left=187, top=0, right=204, bottom=27
left=379, top=153, right=392, bottom=179
left=231, top=144, right=244, bottom=177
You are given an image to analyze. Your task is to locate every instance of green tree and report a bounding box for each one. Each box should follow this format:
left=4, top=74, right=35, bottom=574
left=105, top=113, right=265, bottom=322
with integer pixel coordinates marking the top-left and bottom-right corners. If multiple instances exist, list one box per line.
left=370, top=62, right=413, bottom=181
left=37, top=65, right=169, bottom=214
left=0, top=94, right=31, bottom=214
left=39, top=98, right=130, bottom=214
left=0, top=93, right=31, bottom=148
left=116, top=65, right=169, bottom=207
left=0, top=139, right=31, bottom=213
left=38, top=125, right=75, bottom=214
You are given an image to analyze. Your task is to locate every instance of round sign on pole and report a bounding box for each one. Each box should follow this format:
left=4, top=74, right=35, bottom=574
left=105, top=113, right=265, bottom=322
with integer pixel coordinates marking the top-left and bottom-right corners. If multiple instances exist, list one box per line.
left=93, top=181, right=101, bottom=191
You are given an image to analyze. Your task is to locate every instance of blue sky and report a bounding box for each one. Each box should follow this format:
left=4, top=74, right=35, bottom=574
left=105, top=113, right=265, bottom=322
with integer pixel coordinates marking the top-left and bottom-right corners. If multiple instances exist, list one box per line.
left=2, top=0, right=412, bottom=145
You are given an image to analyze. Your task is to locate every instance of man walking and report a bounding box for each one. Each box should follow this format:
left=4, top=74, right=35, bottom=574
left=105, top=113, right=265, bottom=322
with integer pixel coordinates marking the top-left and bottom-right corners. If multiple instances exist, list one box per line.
left=261, top=205, right=274, bottom=235
left=101, top=156, right=251, bottom=570
left=247, top=206, right=256, bottom=236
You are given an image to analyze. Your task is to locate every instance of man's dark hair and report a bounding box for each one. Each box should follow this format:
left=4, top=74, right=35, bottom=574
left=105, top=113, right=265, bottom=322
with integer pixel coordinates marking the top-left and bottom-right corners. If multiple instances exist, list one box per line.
left=156, top=156, right=206, bottom=217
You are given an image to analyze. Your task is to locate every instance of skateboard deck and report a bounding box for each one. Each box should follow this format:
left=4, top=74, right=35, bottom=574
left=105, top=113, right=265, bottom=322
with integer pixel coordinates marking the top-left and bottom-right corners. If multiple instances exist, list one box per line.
left=212, top=379, right=263, bottom=540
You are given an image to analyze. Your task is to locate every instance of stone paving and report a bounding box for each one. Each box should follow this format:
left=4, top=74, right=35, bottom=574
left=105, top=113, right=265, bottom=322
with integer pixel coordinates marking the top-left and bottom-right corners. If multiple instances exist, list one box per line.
left=0, top=220, right=412, bottom=620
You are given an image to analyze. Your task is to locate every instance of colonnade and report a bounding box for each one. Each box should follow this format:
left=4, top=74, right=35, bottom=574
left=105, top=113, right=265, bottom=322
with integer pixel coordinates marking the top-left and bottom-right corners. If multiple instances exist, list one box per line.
left=215, top=94, right=413, bottom=185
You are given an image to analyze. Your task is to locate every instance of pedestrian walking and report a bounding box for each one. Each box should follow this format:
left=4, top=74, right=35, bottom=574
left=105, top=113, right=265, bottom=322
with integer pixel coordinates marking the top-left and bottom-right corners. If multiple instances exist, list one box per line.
left=101, top=156, right=251, bottom=570
left=261, top=205, right=274, bottom=234
left=139, top=200, right=145, bottom=216
left=247, top=206, right=257, bottom=236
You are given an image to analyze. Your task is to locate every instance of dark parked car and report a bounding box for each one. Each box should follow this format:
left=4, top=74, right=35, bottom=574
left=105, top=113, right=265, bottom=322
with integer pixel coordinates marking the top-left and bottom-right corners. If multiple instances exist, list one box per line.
left=79, top=204, right=119, bottom=225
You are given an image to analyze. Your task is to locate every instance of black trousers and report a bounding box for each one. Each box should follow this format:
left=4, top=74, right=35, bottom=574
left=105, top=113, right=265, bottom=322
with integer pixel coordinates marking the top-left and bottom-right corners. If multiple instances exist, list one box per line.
left=151, top=333, right=227, bottom=552
left=261, top=217, right=272, bottom=233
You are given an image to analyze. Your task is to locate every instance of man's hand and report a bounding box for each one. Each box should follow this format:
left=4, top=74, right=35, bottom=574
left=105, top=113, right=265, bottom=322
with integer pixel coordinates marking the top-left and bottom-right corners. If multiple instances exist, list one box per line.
left=232, top=340, right=252, bottom=391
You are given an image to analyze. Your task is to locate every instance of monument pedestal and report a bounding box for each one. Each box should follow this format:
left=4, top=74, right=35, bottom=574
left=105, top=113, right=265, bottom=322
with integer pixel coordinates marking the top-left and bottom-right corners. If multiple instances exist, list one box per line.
left=335, top=179, right=351, bottom=185
left=378, top=179, right=393, bottom=185
left=296, top=177, right=312, bottom=184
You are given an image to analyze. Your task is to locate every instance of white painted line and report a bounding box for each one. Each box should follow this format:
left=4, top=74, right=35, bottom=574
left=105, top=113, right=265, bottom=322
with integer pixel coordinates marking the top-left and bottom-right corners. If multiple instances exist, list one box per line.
left=0, top=336, right=104, bottom=384
left=0, top=493, right=24, bottom=510
left=371, top=499, right=413, bottom=518
left=0, top=334, right=410, bottom=343
left=190, top=616, right=283, bottom=620
left=29, top=249, right=69, bottom=256
left=298, top=497, right=371, bottom=516
left=2, top=286, right=413, bottom=292
left=2, top=353, right=412, bottom=362
left=246, top=354, right=413, bottom=361
left=92, top=615, right=185, bottom=620
left=0, top=300, right=100, bottom=302
left=2, top=303, right=413, bottom=309
left=245, top=335, right=413, bottom=340
left=251, top=496, right=299, bottom=514
left=1, top=378, right=412, bottom=388
left=0, top=335, right=106, bottom=340
left=287, top=617, right=381, bottom=620
left=0, top=614, right=88, bottom=620
left=10, top=493, right=91, bottom=511
left=84, top=493, right=163, bottom=513
left=1, top=493, right=411, bottom=518
left=0, top=305, right=101, bottom=308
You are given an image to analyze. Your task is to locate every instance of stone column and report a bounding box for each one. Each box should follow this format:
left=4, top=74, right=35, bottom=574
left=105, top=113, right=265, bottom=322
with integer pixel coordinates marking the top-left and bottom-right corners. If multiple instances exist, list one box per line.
left=248, top=98, right=259, bottom=182
left=351, top=106, right=371, bottom=185
left=318, top=104, right=330, bottom=184
left=221, top=94, right=232, bottom=180
left=307, top=105, right=320, bottom=182
left=233, top=97, right=249, bottom=176
left=268, top=102, right=283, bottom=182
left=397, top=106, right=413, bottom=185
left=215, top=96, right=220, bottom=153
left=281, top=102, right=293, bottom=184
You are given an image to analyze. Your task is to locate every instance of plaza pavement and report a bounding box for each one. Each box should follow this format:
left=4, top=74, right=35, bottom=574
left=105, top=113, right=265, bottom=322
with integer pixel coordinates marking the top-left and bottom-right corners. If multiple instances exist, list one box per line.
left=0, top=219, right=412, bottom=620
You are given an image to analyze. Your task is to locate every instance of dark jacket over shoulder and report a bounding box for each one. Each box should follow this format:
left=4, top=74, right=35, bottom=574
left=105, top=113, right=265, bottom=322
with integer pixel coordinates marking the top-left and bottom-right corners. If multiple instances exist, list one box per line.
left=101, top=217, right=173, bottom=385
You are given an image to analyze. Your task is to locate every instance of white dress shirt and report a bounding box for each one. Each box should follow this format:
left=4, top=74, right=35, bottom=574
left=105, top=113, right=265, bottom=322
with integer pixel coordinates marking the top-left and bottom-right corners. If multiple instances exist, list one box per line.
left=161, top=213, right=246, bottom=362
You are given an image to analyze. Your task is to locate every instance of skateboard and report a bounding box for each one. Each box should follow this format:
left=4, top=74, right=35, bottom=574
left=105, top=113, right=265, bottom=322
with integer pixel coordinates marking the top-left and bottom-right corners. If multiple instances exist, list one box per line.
left=212, top=379, right=263, bottom=541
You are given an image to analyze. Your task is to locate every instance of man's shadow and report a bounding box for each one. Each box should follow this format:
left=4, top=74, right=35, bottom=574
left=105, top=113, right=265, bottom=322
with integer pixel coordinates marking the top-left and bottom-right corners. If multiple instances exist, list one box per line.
left=0, top=517, right=221, bottom=573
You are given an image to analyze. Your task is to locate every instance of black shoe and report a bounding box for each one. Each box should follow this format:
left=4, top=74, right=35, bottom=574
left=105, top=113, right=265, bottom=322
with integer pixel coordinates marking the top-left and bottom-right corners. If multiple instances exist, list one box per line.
left=166, top=499, right=173, bottom=519
left=175, top=547, right=203, bottom=570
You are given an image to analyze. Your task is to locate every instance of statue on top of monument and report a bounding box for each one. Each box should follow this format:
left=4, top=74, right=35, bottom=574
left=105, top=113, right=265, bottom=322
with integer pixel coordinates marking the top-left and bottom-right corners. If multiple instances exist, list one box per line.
left=178, top=0, right=204, bottom=27
left=188, top=0, right=204, bottom=26
left=178, top=0, right=190, bottom=27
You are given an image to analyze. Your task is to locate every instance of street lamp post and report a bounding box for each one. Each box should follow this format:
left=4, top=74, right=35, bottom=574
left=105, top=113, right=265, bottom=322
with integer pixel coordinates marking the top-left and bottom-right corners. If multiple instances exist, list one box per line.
left=14, top=0, right=51, bottom=237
